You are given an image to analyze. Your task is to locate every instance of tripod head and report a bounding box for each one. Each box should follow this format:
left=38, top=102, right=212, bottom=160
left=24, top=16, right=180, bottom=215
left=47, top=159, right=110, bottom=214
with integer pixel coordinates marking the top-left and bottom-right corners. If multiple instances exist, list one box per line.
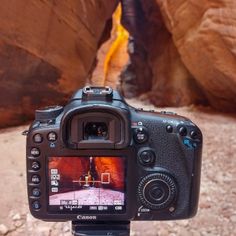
left=72, top=221, right=130, bottom=236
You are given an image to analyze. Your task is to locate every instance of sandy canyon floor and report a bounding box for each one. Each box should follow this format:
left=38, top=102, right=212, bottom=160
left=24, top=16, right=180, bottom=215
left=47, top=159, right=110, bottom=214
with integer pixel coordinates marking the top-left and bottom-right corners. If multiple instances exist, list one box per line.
left=0, top=99, right=236, bottom=236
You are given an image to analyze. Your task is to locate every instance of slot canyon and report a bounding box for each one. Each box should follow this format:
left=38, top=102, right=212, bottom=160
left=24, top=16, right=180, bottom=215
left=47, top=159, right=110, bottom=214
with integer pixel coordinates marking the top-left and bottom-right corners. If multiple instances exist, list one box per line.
left=0, top=0, right=236, bottom=128
left=0, top=1, right=236, bottom=235
left=49, top=157, right=124, bottom=192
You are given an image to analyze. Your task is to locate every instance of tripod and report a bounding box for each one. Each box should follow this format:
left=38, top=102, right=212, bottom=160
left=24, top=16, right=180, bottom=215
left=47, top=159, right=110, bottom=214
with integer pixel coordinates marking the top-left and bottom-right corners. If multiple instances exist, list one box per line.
left=72, top=221, right=130, bottom=236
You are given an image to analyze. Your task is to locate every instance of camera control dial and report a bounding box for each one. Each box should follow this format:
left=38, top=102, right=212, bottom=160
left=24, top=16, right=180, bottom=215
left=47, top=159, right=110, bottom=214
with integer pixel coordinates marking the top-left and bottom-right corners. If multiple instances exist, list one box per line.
left=138, top=173, right=177, bottom=210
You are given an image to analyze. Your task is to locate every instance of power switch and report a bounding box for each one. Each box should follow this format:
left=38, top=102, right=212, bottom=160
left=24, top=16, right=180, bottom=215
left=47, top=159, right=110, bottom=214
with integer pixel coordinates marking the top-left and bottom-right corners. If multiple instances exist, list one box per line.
left=134, top=127, right=149, bottom=144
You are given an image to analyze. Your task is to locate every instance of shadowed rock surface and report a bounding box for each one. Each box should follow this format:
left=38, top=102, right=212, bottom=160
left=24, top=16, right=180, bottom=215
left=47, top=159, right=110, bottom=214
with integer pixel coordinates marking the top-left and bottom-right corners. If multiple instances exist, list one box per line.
left=95, top=157, right=125, bottom=191
left=0, top=0, right=118, bottom=128
left=120, top=0, right=236, bottom=111
left=48, top=156, right=124, bottom=192
left=1, top=0, right=236, bottom=129
left=156, top=0, right=236, bottom=111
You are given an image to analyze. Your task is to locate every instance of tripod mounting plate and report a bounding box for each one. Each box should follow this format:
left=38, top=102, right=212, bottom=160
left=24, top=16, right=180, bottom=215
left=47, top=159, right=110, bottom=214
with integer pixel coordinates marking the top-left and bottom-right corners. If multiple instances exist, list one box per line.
left=72, top=221, right=130, bottom=236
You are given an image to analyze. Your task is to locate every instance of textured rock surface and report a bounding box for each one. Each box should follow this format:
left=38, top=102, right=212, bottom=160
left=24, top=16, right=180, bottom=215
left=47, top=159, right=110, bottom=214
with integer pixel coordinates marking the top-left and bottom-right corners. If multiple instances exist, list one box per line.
left=49, top=157, right=89, bottom=191
left=95, top=157, right=125, bottom=191
left=141, top=0, right=207, bottom=107
left=0, top=0, right=118, bottom=128
left=1, top=0, right=236, bottom=129
left=155, top=0, right=236, bottom=111
left=48, top=157, right=124, bottom=192
left=120, top=0, right=236, bottom=111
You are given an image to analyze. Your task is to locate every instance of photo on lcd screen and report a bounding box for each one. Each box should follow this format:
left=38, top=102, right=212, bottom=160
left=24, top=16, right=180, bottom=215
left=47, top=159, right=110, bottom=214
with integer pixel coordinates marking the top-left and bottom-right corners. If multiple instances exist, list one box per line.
left=48, top=156, right=125, bottom=211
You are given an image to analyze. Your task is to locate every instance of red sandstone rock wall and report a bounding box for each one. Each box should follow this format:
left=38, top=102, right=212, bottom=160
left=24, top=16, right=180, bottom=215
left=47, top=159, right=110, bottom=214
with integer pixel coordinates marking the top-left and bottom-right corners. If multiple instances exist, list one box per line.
left=49, top=157, right=124, bottom=192
left=95, top=157, right=125, bottom=191
left=1, top=0, right=236, bottom=129
left=0, top=0, right=118, bottom=128
left=120, top=0, right=236, bottom=111
left=155, top=0, right=236, bottom=111
left=49, top=157, right=90, bottom=192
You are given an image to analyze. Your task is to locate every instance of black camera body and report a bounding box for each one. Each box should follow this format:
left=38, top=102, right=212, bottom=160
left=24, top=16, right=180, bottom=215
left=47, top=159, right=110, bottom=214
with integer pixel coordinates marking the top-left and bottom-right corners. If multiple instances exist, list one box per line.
left=26, top=86, right=202, bottom=223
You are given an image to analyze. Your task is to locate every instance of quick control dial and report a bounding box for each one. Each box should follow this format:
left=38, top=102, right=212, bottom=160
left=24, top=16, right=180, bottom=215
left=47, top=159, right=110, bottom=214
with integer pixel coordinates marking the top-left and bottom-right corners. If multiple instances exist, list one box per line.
left=138, top=173, right=177, bottom=210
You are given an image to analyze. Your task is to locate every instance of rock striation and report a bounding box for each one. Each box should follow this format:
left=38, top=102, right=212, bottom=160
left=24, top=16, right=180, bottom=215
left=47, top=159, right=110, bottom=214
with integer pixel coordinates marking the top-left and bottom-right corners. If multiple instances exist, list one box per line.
left=95, top=157, right=125, bottom=191
left=1, top=0, right=236, bottom=128
left=156, top=0, right=236, bottom=111
left=120, top=0, right=236, bottom=111
left=0, top=0, right=118, bottom=127
left=49, top=156, right=124, bottom=192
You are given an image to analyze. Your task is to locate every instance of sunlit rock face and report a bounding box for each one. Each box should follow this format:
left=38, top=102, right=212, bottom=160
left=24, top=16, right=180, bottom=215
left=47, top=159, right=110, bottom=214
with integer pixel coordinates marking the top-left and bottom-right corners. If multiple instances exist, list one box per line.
left=1, top=0, right=236, bottom=129
left=0, top=0, right=118, bottom=127
left=90, top=5, right=129, bottom=89
left=156, top=0, right=236, bottom=111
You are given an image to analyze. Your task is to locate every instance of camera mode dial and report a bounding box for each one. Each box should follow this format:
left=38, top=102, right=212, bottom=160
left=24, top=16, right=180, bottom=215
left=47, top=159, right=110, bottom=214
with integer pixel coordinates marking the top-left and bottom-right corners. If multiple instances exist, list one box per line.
left=35, top=106, right=63, bottom=121
left=138, top=173, right=177, bottom=210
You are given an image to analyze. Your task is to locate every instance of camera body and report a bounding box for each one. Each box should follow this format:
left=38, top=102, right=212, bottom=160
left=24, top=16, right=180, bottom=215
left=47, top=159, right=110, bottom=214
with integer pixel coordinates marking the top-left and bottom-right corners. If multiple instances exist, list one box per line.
left=26, top=86, right=202, bottom=222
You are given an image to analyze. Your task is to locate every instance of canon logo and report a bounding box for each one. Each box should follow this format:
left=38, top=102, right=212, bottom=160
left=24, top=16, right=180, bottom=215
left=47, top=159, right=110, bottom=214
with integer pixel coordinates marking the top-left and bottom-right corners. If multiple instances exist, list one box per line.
left=77, top=215, right=97, bottom=220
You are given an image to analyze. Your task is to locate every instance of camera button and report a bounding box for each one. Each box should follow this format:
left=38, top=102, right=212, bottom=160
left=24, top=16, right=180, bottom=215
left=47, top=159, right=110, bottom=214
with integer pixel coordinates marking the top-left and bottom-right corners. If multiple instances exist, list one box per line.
left=161, top=111, right=177, bottom=115
left=31, top=175, right=41, bottom=184
left=178, top=126, right=187, bottom=136
left=33, top=133, right=43, bottom=143
left=47, top=132, right=57, bottom=142
left=31, top=161, right=41, bottom=171
left=139, top=150, right=156, bottom=166
left=166, top=125, right=173, bottom=133
left=134, top=127, right=148, bottom=144
left=149, top=186, right=165, bottom=201
left=32, top=201, right=41, bottom=210
left=30, top=148, right=40, bottom=157
left=190, top=130, right=198, bottom=139
left=32, top=188, right=41, bottom=197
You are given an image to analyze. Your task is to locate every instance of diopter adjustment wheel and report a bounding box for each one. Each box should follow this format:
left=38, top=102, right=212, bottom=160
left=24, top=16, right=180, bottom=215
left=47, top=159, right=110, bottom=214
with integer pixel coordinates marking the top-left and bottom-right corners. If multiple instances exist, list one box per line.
left=138, top=173, right=177, bottom=210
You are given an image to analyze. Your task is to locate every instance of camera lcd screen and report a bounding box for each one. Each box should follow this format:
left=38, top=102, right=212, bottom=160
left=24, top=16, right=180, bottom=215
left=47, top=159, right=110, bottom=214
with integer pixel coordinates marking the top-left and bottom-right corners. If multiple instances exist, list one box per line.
left=48, top=156, right=126, bottom=214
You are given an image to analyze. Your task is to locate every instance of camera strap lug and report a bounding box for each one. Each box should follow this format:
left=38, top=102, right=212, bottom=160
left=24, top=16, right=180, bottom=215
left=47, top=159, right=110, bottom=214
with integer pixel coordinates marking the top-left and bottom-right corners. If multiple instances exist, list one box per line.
left=22, top=130, right=29, bottom=136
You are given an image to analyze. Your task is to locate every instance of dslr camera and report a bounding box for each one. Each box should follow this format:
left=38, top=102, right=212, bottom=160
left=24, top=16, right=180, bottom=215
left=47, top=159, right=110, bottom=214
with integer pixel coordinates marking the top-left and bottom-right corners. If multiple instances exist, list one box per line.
left=25, top=86, right=202, bottom=235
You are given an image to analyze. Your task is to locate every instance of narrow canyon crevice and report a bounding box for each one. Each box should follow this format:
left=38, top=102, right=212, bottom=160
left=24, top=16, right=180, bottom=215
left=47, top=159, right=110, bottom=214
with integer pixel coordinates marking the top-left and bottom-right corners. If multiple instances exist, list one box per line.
left=0, top=0, right=236, bottom=127
left=118, top=0, right=236, bottom=111
left=93, top=0, right=236, bottom=112
left=119, top=0, right=208, bottom=106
